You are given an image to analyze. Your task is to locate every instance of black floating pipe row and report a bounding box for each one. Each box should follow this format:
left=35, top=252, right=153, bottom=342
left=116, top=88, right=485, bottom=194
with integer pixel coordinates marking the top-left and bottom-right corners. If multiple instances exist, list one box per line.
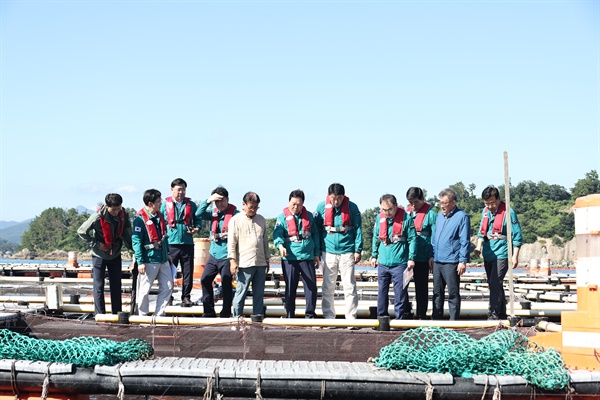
left=0, top=369, right=598, bottom=399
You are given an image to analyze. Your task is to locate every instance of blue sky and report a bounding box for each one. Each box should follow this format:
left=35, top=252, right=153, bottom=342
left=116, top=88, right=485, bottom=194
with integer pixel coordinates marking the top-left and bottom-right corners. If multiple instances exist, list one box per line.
left=1, top=0, right=599, bottom=222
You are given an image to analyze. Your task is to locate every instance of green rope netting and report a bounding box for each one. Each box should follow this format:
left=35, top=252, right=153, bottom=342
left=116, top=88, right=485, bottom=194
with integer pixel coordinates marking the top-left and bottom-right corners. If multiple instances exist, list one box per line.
left=0, top=329, right=154, bottom=367
left=374, top=327, right=569, bottom=391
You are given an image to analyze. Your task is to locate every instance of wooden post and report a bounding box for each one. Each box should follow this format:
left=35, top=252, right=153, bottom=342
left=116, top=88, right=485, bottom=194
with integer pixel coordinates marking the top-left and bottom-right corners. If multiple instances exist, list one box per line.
left=504, top=151, right=515, bottom=318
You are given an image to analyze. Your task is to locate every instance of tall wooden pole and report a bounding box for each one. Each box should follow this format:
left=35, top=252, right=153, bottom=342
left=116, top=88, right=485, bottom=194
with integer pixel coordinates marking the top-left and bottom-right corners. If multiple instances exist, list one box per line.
left=504, top=151, right=515, bottom=318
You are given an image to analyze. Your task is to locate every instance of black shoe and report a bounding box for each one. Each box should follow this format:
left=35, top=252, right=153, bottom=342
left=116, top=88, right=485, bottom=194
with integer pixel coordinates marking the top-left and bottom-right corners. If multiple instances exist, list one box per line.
left=181, top=297, right=193, bottom=307
left=202, top=312, right=217, bottom=318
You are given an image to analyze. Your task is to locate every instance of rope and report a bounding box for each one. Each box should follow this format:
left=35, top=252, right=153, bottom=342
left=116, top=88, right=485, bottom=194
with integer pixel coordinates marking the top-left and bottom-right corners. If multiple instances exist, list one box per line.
left=409, top=372, right=434, bottom=400
left=255, top=367, right=263, bottom=400
left=40, top=363, right=51, bottom=400
left=10, top=360, right=19, bottom=400
left=239, top=316, right=249, bottom=361
left=203, top=375, right=213, bottom=400
left=117, top=363, right=125, bottom=400
left=320, top=380, right=326, bottom=400
left=492, top=376, right=501, bottom=400
left=481, top=375, right=489, bottom=400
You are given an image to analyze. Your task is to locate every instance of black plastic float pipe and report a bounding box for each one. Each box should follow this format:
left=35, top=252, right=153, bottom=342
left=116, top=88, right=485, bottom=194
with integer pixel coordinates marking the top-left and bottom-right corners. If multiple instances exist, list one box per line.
left=0, top=372, right=597, bottom=399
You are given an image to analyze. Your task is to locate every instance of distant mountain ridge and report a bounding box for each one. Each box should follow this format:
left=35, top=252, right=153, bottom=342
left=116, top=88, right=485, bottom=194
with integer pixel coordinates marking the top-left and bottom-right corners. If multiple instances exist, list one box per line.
left=0, top=205, right=93, bottom=244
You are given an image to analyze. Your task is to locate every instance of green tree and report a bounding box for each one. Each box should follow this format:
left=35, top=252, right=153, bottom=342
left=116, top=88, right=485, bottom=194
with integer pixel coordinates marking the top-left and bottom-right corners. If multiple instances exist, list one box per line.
left=571, top=170, right=600, bottom=199
left=21, top=208, right=90, bottom=254
left=361, top=207, right=379, bottom=260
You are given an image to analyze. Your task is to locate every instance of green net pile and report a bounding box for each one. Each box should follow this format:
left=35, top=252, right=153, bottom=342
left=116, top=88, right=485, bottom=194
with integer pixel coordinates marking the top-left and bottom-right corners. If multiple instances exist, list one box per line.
left=375, top=327, right=569, bottom=391
left=0, top=329, right=154, bottom=367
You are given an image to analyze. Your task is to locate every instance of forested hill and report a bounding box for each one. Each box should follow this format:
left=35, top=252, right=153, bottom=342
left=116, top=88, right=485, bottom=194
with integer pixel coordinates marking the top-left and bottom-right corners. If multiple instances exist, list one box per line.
left=5, top=170, right=600, bottom=260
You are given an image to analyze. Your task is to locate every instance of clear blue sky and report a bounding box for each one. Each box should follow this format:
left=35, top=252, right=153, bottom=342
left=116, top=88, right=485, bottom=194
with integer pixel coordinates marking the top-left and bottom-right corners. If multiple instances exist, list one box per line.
left=1, top=0, right=599, bottom=222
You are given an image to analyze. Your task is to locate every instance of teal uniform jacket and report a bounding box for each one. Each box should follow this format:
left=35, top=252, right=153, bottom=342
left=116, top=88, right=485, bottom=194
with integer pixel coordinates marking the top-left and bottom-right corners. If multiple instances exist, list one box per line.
left=160, top=198, right=203, bottom=246
left=371, top=211, right=417, bottom=266
left=314, top=200, right=363, bottom=255
left=477, top=206, right=523, bottom=261
left=197, top=200, right=239, bottom=260
left=409, top=206, right=437, bottom=262
left=132, top=209, right=169, bottom=265
left=273, top=209, right=320, bottom=261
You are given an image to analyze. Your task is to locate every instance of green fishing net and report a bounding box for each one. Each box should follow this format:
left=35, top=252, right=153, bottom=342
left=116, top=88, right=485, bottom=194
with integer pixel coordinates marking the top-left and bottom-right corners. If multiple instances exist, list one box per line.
left=0, top=329, right=154, bottom=367
left=374, top=327, right=569, bottom=391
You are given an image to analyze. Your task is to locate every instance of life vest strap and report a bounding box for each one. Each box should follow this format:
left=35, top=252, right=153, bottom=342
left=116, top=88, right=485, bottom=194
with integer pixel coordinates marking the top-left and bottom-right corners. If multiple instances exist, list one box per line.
left=325, top=226, right=353, bottom=234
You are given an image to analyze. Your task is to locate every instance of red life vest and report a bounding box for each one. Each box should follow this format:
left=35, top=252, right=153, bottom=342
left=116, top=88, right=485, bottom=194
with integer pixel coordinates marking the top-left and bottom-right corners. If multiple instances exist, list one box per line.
left=98, top=208, right=125, bottom=249
left=211, top=204, right=236, bottom=240
left=379, top=207, right=405, bottom=245
left=480, top=201, right=506, bottom=237
left=324, top=195, right=351, bottom=228
left=137, top=208, right=167, bottom=243
left=165, top=197, right=193, bottom=228
left=283, top=206, right=311, bottom=241
left=412, top=203, right=431, bottom=233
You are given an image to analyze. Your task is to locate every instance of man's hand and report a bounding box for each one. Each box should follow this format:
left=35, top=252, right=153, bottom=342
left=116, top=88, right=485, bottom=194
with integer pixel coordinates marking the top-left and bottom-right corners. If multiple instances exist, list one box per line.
left=457, top=262, right=467, bottom=276
left=428, top=257, right=434, bottom=272
left=98, top=243, right=109, bottom=252
left=369, top=257, right=377, bottom=268
left=230, top=259, right=238, bottom=277
left=313, top=256, right=320, bottom=268
left=353, top=252, right=361, bottom=264
left=266, top=262, right=270, bottom=275
left=208, top=193, right=224, bottom=203
left=279, top=245, right=287, bottom=258
left=407, top=260, right=416, bottom=271
left=138, top=263, right=147, bottom=275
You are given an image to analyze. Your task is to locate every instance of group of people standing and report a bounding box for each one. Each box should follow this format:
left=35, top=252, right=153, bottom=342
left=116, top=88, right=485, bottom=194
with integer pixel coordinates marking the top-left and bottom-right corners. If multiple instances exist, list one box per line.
left=77, top=180, right=522, bottom=322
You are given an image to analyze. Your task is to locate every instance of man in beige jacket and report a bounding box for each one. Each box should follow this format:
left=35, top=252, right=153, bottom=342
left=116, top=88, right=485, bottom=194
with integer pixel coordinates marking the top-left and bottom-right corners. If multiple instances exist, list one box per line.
left=228, top=192, right=270, bottom=317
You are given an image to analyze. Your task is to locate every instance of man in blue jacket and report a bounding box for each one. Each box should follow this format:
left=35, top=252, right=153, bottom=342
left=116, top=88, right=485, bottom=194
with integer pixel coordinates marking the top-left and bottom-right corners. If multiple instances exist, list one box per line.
left=431, top=188, right=471, bottom=320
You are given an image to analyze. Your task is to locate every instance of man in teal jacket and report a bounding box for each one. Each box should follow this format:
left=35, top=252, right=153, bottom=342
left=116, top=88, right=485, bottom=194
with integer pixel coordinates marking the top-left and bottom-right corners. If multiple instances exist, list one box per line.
left=474, top=185, right=523, bottom=320
left=314, top=183, right=363, bottom=320
left=274, top=189, right=321, bottom=318
left=406, top=187, right=437, bottom=320
left=197, top=186, right=239, bottom=317
left=160, top=178, right=202, bottom=307
left=370, top=194, right=417, bottom=319
left=132, top=189, right=173, bottom=316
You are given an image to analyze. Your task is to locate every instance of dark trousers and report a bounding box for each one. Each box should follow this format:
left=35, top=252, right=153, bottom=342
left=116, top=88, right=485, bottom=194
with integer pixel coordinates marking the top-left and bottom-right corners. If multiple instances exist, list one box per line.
left=92, top=255, right=122, bottom=315
left=413, top=261, right=430, bottom=319
left=201, top=255, right=232, bottom=317
left=282, top=259, right=317, bottom=318
left=485, top=258, right=508, bottom=319
left=432, top=262, right=461, bottom=320
left=377, top=263, right=409, bottom=320
left=170, top=244, right=194, bottom=301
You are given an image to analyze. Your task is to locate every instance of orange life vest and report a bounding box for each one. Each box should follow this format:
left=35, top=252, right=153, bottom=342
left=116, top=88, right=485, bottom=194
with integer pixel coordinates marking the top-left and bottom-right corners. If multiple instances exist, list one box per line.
left=480, top=201, right=506, bottom=238
left=411, top=203, right=430, bottom=233
left=211, top=204, right=236, bottom=241
left=283, top=206, right=311, bottom=241
left=324, top=195, right=351, bottom=233
left=98, top=208, right=125, bottom=250
left=137, top=208, right=167, bottom=244
left=165, top=197, right=192, bottom=228
left=379, top=207, right=405, bottom=245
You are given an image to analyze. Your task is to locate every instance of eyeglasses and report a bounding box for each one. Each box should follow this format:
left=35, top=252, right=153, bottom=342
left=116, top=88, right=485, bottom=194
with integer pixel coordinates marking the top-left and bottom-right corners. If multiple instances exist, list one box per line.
left=245, top=204, right=260, bottom=211
left=484, top=201, right=498, bottom=207
left=381, top=207, right=394, bottom=213
left=439, top=200, right=455, bottom=206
